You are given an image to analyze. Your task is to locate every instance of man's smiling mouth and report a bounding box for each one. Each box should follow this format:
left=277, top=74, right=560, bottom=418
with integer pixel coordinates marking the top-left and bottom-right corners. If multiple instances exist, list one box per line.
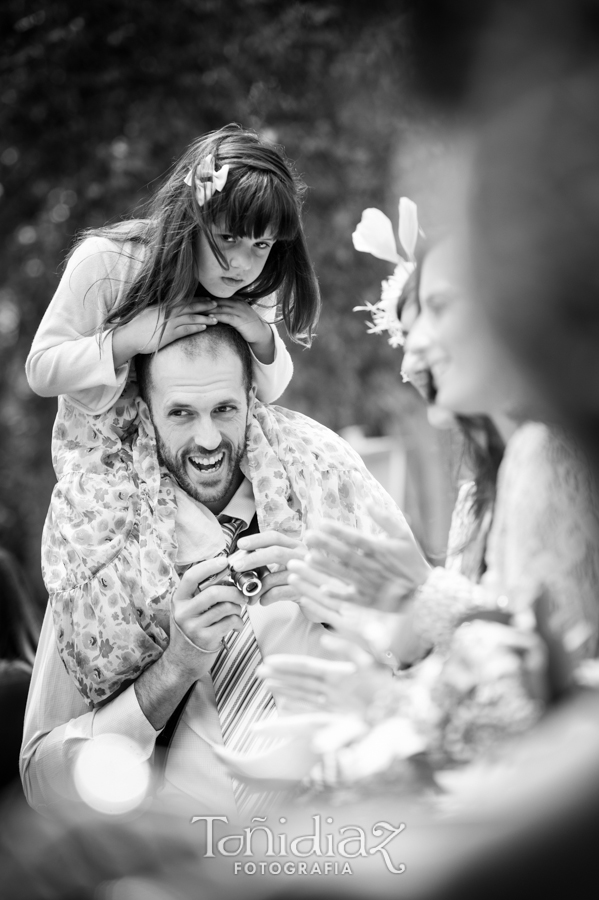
left=188, top=450, right=225, bottom=474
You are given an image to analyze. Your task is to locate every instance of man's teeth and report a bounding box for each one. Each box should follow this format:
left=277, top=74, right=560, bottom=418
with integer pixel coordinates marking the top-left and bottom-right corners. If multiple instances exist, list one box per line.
left=189, top=451, right=225, bottom=471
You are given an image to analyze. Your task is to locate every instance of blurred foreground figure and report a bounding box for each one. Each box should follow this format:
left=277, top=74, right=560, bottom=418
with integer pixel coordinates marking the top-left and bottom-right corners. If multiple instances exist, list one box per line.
left=471, top=60, right=599, bottom=465
left=0, top=548, right=40, bottom=797
left=0, top=792, right=207, bottom=900
left=411, top=0, right=599, bottom=453
left=405, top=0, right=599, bottom=896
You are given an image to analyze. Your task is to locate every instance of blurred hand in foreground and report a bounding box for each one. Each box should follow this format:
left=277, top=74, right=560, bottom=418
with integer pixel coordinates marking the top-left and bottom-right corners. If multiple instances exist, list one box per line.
left=258, top=634, right=391, bottom=717
left=288, top=501, right=431, bottom=614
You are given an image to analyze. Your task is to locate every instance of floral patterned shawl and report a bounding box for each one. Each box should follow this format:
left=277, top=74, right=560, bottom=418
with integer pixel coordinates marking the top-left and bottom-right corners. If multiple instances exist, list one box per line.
left=43, top=391, right=406, bottom=706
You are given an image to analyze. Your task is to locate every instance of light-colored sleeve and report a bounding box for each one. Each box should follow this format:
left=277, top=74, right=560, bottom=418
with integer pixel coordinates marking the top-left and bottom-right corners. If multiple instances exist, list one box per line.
left=25, top=237, right=143, bottom=414
left=250, top=323, right=294, bottom=403
left=20, top=604, right=159, bottom=815
left=483, top=423, right=599, bottom=659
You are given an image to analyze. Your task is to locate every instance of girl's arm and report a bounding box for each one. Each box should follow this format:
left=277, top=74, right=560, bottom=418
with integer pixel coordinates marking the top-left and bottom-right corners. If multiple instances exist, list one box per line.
left=25, top=237, right=144, bottom=414
left=27, top=236, right=218, bottom=414
left=250, top=324, right=294, bottom=403
left=210, top=295, right=294, bottom=403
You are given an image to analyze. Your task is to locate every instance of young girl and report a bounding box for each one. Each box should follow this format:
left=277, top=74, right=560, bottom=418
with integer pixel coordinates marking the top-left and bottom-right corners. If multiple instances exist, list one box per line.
left=27, top=123, right=320, bottom=428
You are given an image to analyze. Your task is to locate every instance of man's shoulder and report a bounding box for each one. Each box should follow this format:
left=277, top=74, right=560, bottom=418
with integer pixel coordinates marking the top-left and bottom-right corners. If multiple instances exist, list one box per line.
left=254, top=403, right=365, bottom=472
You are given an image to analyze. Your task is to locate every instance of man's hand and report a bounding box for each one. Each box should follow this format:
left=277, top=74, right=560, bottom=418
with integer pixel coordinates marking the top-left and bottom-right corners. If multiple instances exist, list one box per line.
left=166, top=557, right=245, bottom=678
left=228, top=531, right=306, bottom=607
left=134, top=557, right=246, bottom=731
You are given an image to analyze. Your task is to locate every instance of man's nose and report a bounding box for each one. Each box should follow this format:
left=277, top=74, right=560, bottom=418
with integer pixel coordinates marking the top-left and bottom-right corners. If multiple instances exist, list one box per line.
left=192, top=418, right=222, bottom=451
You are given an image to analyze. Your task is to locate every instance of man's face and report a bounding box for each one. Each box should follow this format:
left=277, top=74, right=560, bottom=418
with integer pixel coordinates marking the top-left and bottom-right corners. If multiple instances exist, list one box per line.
left=147, top=344, right=255, bottom=513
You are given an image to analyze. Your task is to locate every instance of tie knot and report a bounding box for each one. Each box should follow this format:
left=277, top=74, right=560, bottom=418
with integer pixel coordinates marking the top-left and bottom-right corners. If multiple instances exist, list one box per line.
left=218, top=515, right=247, bottom=552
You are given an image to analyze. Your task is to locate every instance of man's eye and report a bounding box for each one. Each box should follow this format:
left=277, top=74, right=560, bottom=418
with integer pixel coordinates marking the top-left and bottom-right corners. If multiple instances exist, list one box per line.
left=214, top=405, right=236, bottom=414
left=168, top=409, right=191, bottom=418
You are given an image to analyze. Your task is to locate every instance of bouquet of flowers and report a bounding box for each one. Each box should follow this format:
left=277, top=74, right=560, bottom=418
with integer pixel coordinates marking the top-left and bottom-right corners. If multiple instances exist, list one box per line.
left=213, top=616, right=550, bottom=808
left=306, top=616, right=547, bottom=795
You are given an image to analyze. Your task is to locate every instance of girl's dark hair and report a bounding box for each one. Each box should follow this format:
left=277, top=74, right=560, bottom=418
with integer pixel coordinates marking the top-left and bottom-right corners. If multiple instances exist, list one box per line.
left=0, top=548, right=40, bottom=667
left=80, top=124, right=320, bottom=345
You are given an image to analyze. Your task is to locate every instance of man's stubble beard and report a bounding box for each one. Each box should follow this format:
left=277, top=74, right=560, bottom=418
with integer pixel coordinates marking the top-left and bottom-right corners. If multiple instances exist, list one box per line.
left=154, top=423, right=251, bottom=506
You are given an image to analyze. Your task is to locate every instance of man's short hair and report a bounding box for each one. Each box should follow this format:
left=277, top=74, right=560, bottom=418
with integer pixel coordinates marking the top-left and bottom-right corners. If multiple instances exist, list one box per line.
left=136, top=323, right=254, bottom=410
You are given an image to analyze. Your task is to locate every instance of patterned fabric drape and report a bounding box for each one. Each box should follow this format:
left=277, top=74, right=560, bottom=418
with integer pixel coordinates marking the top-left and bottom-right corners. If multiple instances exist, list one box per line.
left=43, top=395, right=407, bottom=706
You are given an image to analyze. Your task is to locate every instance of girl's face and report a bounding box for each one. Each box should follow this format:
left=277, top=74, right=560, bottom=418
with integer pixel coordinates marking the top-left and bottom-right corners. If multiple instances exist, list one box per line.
left=196, top=221, right=276, bottom=297
left=406, top=239, right=519, bottom=418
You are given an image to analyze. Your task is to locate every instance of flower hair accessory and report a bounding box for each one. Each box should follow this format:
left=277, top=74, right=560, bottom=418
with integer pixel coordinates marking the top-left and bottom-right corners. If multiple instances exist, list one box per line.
left=352, top=197, right=421, bottom=348
left=184, top=153, right=230, bottom=207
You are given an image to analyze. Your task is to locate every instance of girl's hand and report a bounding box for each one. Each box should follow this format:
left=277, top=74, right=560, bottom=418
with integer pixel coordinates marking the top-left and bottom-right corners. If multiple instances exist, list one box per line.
left=295, top=503, right=431, bottom=613
left=112, top=300, right=218, bottom=366
left=228, top=531, right=307, bottom=607
left=209, top=299, right=275, bottom=363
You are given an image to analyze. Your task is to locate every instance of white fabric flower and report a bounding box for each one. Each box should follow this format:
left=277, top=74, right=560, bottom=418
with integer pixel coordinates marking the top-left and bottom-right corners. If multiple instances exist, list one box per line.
left=352, top=208, right=401, bottom=263
left=184, top=153, right=230, bottom=207
left=352, top=197, right=421, bottom=347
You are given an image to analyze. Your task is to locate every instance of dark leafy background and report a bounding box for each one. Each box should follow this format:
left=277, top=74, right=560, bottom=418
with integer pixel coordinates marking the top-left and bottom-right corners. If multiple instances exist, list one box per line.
left=0, top=0, right=459, bottom=605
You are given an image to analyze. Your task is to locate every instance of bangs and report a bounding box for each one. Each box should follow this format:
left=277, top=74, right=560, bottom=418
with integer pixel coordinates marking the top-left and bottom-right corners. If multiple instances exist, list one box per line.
left=206, top=169, right=299, bottom=242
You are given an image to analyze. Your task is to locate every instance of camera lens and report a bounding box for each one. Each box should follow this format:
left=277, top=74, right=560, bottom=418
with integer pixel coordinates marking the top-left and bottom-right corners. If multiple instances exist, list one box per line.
left=231, top=569, right=262, bottom=597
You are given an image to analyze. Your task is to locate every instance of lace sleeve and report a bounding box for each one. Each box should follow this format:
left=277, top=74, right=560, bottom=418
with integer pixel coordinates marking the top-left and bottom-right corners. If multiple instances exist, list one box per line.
left=483, top=423, right=599, bottom=660
left=409, top=483, right=496, bottom=651
left=410, top=567, right=494, bottom=653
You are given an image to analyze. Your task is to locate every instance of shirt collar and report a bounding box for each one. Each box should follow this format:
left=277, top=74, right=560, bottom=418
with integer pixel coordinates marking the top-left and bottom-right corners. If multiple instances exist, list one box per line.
left=166, top=472, right=256, bottom=567
left=219, top=476, right=255, bottom=526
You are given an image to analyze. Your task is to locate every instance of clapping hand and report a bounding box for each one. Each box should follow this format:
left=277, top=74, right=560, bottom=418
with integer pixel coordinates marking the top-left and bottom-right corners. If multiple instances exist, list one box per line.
left=287, top=501, right=431, bottom=614
left=258, top=635, right=391, bottom=717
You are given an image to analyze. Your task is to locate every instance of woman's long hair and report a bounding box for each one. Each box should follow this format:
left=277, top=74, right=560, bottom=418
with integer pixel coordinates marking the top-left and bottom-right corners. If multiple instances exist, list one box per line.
left=399, top=243, right=505, bottom=575
left=75, top=124, right=320, bottom=345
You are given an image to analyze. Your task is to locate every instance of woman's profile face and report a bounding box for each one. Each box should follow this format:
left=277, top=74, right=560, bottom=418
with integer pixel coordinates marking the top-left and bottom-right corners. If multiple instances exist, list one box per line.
left=415, top=238, right=519, bottom=418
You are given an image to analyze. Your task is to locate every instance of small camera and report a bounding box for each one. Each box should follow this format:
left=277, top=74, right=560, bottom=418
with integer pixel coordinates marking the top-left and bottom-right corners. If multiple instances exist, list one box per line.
left=197, top=562, right=268, bottom=599
left=230, top=568, right=264, bottom=598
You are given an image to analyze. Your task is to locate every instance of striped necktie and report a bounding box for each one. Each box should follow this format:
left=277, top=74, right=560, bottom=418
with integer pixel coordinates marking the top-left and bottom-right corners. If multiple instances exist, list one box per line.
left=211, top=514, right=279, bottom=816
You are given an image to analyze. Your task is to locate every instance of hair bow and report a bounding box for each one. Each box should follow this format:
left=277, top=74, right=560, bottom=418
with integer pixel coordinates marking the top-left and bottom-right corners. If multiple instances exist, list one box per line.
left=184, top=153, right=230, bottom=207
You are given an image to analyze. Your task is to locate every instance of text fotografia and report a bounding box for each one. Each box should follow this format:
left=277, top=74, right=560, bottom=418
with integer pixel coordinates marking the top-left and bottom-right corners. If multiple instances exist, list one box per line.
left=190, top=814, right=406, bottom=875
